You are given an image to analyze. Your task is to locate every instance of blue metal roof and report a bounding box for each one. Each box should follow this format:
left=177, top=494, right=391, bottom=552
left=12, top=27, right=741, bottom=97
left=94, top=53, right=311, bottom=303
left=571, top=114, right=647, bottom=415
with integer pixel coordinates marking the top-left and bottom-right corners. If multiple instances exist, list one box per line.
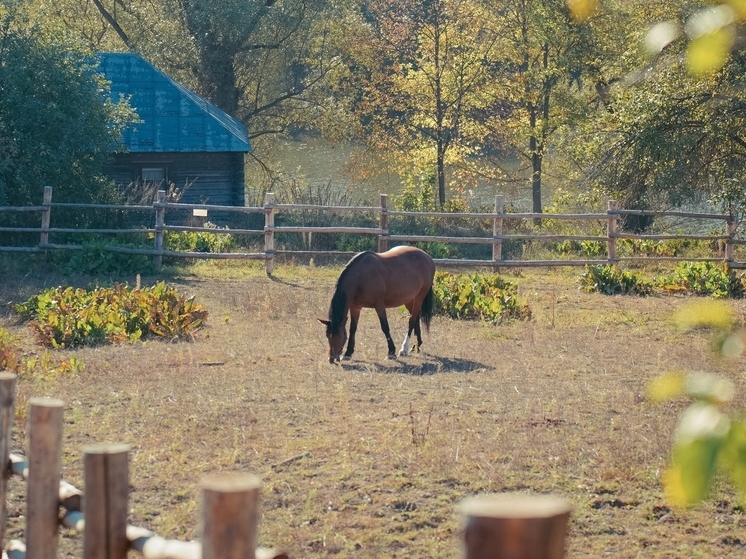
left=98, top=52, right=251, bottom=153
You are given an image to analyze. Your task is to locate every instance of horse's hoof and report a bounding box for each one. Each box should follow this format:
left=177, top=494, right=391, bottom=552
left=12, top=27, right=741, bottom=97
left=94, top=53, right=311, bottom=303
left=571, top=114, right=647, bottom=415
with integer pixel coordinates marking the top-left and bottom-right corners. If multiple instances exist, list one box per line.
left=342, top=355, right=352, bottom=361
left=387, top=354, right=397, bottom=360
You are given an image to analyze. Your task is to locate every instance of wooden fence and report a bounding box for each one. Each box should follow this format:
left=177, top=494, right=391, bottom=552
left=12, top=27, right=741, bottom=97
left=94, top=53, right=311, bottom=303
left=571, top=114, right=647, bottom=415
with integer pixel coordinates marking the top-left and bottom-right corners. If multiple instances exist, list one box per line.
left=0, top=371, right=574, bottom=559
left=1, top=186, right=744, bottom=274
left=0, top=372, right=287, bottom=559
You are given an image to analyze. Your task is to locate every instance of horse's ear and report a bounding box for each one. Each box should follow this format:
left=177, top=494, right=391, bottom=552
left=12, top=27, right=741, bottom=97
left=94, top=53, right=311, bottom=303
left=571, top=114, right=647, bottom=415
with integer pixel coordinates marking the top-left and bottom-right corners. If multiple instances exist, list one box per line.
left=318, top=319, right=331, bottom=326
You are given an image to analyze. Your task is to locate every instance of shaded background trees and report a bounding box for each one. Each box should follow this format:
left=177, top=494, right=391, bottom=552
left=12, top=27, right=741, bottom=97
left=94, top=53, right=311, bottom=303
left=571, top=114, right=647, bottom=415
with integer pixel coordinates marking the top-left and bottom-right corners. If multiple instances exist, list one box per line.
left=6, top=0, right=746, bottom=221
left=0, top=6, right=132, bottom=206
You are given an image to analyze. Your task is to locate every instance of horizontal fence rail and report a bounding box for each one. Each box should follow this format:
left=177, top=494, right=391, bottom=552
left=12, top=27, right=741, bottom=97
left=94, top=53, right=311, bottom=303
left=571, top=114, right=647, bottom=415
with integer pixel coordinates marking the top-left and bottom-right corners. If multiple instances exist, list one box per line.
left=1, top=187, right=744, bottom=273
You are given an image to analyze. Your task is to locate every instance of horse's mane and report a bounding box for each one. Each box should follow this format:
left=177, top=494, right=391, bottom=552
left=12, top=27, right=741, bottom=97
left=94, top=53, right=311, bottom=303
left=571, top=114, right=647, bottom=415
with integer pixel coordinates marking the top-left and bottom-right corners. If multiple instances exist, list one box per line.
left=328, top=251, right=374, bottom=330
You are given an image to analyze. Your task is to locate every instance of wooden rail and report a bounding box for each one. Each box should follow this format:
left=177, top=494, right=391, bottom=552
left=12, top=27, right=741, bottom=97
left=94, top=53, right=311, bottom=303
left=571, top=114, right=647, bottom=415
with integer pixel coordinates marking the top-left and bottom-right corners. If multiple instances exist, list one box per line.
left=0, top=186, right=741, bottom=274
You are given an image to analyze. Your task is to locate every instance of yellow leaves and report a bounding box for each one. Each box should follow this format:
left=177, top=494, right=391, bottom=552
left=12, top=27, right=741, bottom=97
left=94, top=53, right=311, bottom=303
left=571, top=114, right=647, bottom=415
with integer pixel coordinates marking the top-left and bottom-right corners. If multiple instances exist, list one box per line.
left=647, top=372, right=686, bottom=403
left=686, top=26, right=735, bottom=76
left=673, top=300, right=733, bottom=331
left=567, top=0, right=598, bottom=22
left=648, top=372, right=734, bottom=405
left=725, top=0, right=746, bottom=19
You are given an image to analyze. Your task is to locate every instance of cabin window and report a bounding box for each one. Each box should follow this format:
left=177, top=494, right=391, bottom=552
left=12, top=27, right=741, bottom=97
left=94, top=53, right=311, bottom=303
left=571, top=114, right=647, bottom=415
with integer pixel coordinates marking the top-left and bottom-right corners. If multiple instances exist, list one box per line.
left=141, top=167, right=166, bottom=182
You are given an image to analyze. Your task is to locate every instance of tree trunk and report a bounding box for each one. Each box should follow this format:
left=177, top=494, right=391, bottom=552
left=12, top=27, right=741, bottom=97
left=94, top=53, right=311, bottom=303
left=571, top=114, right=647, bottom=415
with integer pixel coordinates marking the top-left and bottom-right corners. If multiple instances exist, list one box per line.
left=437, top=141, right=446, bottom=207
left=529, top=103, right=542, bottom=214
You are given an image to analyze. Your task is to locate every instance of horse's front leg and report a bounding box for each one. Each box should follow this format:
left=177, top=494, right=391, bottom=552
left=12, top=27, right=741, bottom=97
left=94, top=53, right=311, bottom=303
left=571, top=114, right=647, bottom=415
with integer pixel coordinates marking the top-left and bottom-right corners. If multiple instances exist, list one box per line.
left=343, top=307, right=361, bottom=360
left=375, top=305, right=397, bottom=359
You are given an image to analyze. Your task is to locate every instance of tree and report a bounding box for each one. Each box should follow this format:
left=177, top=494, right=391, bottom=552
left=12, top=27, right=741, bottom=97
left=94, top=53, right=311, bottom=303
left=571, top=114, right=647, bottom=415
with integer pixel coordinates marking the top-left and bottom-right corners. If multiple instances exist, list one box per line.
left=478, top=0, right=615, bottom=214
left=332, top=0, right=506, bottom=207
left=30, top=0, right=344, bottom=152
left=0, top=6, right=133, bottom=207
left=575, top=1, right=746, bottom=225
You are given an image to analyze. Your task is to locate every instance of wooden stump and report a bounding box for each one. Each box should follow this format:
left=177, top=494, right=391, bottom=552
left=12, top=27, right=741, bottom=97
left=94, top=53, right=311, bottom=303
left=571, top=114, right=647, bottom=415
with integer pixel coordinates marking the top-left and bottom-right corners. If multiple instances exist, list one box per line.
left=83, top=444, right=130, bottom=559
left=460, top=493, right=572, bottom=559
left=201, top=472, right=262, bottom=559
left=27, top=397, right=64, bottom=559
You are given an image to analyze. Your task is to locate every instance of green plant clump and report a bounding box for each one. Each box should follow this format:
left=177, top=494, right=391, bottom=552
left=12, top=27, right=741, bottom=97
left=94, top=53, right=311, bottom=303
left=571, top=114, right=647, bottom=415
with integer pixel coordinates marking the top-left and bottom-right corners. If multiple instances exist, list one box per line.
left=14, top=282, right=208, bottom=348
left=578, top=265, right=653, bottom=296
left=659, top=261, right=745, bottom=298
left=432, top=271, right=531, bottom=323
left=60, top=239, right=154, bottom=275
left=165, top=224, right=236, bottom=253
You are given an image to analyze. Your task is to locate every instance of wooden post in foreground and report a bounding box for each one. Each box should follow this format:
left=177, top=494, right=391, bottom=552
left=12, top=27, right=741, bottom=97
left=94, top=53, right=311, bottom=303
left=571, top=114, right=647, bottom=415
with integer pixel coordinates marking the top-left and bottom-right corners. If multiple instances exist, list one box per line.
left=201, top=473, right=262, bottom=559
left=83, top=444, right=130, bottom=559
left=40, top=186, right=53, bottom=248
left=0, top=373, right=17, bottom=549
left=460, top=493, right=572, bottom=559
left=27, top=398, right=64, bottom=559
left=378, top=193, right=389, bottom=253
left=264, top=192, right=275, bottom=275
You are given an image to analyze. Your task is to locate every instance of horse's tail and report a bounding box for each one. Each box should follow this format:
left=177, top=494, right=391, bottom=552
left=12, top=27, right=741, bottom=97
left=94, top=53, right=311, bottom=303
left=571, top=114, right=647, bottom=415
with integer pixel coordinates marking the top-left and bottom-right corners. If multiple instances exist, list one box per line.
left=421, top=286, right=434, bottom=333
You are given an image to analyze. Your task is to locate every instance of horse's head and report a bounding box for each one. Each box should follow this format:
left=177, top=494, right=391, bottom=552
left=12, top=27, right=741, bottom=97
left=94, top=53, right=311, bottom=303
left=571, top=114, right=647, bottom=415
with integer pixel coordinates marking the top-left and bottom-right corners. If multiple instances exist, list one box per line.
left=318, top=318, right=347, bottom=364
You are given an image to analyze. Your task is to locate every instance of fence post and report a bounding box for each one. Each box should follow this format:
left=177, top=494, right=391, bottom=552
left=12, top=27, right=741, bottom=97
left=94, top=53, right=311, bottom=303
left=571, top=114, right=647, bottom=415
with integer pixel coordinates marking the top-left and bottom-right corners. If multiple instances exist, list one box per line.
left=154, top=190, right=166, bottom=268
left=27, top=397, right=64, bottom=559
left=379, top=194, right=389, bottom=253
left=460, top=493, right=572, bottom=559
left=201, top=472, right=262, bottom=559
left=726, top=216, right=735, bottom=265
left=607, top=200, right=618, bottom=265
left=493, top=195, right=504, bottom=272
left=0, top=373, right=17, bottom=550
left=264, top=192, right=276, bottom=275
left=40, top=186, right=53, bottom=248
left=83, top=444, right=130, bottom=559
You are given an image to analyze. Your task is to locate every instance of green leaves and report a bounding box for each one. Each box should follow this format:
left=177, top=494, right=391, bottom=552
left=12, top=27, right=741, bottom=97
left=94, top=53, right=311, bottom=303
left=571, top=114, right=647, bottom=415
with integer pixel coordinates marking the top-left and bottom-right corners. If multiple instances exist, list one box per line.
left=578, top=265, right=653, bottom=296
left=0, top=4, right=135, bottom=207
left=667, top=262, right=744, bottom=299
left=432, top=271, right=531, bottom=323
left=14, top=282, right=209, bottom=348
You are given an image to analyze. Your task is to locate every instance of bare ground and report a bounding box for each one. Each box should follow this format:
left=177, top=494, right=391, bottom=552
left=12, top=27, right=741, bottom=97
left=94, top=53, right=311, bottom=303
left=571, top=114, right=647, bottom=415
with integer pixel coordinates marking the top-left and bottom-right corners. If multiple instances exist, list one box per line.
left=1, top=261, right=746, bottom=558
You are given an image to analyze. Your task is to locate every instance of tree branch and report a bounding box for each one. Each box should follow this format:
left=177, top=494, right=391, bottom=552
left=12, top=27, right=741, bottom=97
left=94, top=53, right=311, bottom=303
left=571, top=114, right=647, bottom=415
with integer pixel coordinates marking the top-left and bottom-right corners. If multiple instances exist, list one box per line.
left=91, top=0, right=133, bottom=50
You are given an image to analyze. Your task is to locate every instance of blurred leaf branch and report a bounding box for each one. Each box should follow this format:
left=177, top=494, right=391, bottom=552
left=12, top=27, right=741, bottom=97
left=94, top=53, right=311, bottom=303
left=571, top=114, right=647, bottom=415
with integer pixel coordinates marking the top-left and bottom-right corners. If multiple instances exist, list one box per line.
left=648, top=300, right=746, bottom=507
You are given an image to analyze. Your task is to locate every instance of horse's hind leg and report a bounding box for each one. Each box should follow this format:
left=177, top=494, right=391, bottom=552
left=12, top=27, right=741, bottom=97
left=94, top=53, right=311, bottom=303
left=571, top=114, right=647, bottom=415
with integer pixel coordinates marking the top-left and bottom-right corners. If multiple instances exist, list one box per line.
left=399, top=302, right=422, bottom=356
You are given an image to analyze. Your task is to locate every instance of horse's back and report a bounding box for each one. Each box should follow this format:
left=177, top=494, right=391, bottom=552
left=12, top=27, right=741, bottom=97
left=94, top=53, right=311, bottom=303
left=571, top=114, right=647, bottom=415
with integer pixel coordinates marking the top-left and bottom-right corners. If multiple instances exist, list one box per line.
left=341, top=246, right=435, bottom=309
left=378, top=246, right=435, bottom=282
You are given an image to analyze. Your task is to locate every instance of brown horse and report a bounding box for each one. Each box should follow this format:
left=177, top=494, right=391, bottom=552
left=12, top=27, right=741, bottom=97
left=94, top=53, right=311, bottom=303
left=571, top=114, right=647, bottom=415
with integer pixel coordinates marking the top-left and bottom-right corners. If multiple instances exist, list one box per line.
left=319, top=246, right=435, bottom=363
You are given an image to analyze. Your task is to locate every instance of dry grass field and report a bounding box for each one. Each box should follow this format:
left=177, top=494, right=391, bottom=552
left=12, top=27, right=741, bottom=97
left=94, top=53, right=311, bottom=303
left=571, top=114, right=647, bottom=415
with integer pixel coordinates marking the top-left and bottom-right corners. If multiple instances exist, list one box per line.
left=1, top=257, right=746, bottom=558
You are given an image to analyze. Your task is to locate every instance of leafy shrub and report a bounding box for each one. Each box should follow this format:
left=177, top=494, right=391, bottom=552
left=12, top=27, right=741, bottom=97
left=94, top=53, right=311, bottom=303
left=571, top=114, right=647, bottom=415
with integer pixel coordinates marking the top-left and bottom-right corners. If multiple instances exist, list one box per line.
left=433, top=271, right=531, bottom=323
left=165, top=223, right=235, bottom=253
left=0, top=327, right=84, bottom=378
left=14, top=282, right=208, bottom=348
left=617, top=238, right=703, bottom=258
left=554, top=239, right=606, bottom=257
left=579, top=265, right=653, bottom=296
left=659, top=261, right=745, bottom=298
left=59, top=240, right=155, bottom=275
